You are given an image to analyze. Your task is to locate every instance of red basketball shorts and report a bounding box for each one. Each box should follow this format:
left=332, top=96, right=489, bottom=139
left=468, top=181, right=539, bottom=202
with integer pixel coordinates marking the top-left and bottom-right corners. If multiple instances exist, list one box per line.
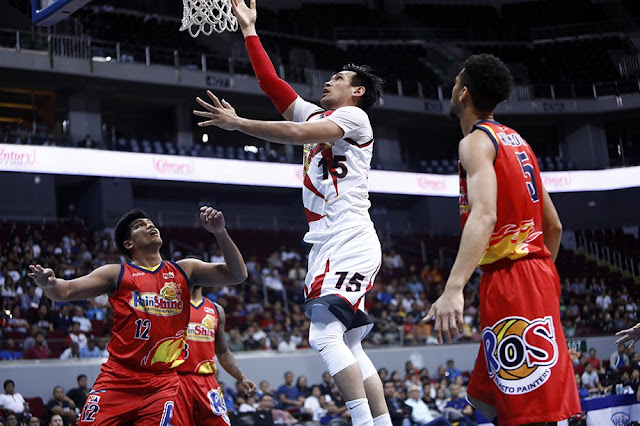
left=466, top=257, right=581, bottom=426
left=78, top=359, right=178, bottom=426
left=174, top=373, right=230, bottom=426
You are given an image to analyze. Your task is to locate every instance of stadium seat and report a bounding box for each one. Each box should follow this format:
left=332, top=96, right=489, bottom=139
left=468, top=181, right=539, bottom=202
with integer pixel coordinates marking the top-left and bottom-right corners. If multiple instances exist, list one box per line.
left=25, top=397, right=46, bottom=420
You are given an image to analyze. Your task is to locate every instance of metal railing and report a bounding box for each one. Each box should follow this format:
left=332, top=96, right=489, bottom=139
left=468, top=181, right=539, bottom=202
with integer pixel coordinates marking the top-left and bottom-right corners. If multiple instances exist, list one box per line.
left=0, top=28, right=639, bottom=101
left=575, top=230, right=639, bottom=280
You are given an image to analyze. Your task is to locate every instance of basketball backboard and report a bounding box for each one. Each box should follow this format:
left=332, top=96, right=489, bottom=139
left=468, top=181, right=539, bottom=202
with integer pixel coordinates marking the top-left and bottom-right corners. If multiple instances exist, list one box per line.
left=31, top=0, right=93, bottom=26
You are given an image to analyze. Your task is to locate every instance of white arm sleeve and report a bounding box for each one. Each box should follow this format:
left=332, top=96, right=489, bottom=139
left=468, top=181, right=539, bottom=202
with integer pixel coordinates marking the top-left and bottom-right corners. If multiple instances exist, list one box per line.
left=324, top=106, right=373, bottom=145
left=292, top=97, right=324, bottom=123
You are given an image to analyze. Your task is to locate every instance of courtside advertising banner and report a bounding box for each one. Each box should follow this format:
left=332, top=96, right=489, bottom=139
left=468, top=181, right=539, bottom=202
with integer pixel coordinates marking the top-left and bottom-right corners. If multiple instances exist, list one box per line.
left=1, top=144, right=639, bottom=196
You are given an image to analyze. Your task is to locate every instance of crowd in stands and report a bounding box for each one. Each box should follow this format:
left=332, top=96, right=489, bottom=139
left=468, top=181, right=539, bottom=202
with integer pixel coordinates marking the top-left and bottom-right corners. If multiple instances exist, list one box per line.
left=0, top=217, right=638, bottom=361
left=3, top=347, right=640, bottom=425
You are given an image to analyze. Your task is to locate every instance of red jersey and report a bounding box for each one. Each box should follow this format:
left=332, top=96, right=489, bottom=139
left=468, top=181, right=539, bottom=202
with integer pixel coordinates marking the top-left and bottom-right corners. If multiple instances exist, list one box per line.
left=176, top=297, right=219, bottom=375
left=108, top=261, right=190, bottom=372
left=459, top=120, right=550, bottom=267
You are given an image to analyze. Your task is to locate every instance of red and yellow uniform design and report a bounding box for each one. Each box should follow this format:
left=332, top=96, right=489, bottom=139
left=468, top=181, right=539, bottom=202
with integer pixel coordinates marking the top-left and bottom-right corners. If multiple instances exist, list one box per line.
left=459, top=120, right=550, bottom=266
left=174, top=298, right=230, bottom=426
left=461, top=120, right=580, bottom=426
left=108, top=261, right=190, bottom=370
left=79, top=261, right=190, bottom=425
left=176, top=298, right=219, bottom=374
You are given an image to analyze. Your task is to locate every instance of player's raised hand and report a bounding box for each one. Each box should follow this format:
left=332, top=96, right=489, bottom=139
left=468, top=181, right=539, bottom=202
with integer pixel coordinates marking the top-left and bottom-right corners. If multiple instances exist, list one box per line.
left=423, top=289, right=465, bottom=344
left=238, top=378, right=257, bottom=396
left=28, top=264, right=57, bottom=288
left=200, top=206, right=226, bottom=235
left=231, top=0, right=257, bottom=33
left=194, top=91, right=239, bottom=131
left=615, top=323, right=640, bottom=348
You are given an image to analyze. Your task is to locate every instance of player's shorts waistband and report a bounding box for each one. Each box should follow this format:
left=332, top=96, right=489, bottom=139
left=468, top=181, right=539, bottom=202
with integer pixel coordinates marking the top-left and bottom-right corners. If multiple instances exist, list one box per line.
left=105, top=357, right=179, bottom=376
left=479, top=254, right=550, bottom=272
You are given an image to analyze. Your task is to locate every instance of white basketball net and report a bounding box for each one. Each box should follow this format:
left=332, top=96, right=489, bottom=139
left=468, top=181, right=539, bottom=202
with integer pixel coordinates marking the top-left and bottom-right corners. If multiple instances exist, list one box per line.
left=180, top=0, right=238, bottom=38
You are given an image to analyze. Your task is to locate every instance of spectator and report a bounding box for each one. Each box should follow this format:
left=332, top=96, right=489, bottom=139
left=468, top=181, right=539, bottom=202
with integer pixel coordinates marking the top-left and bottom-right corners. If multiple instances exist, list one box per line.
left=7, top=307, right=29, bottom=335
left=20, top=286, right=40, bottom=311
left=66, top=322, right=87, bottom=349
left=48, top=414, right=63, bottom=426
left=226, top=328, right=245, bottom=352
left=318, top=371, right=334, bottom=397
left=296, top=376, right=311, bottom=399
left=596, top=290, right=612, bottom=311
left=85, top=300, right=105, bottom=321
left=445, top=360, right=461, bottom=381
left=0, top=339, right=22, bottom=361
left=287, top=261, right=306, bottom=282
left=59, top=342, right=80, bottom=360
left=406, top=274, right=425, bottom=297
left=79, top=339, right=102, bottom=358
left=586, top=348, right=602, bottom=371
left=276, top=371, right=304, bottom=410
left=71, top=306, right=92, bottom=334
left=66, top=375, right=90, bottom=410
left=263, top=267, right=284, bottom=292
left=257, top=393, right=294, bottom=426
left=576, top=374, right=590, bottom=399
left=277, top=333, right=297, bottom=353
left=256, top=380, right=272, bottom=399
left=24, top=331, right=50, bottom=359
left=383, top=380, right=411, bottom=426
left=31, top=304, right=54, bottom=334
left=581, top=363, right=604, bottom=393
left=28, top=416, right=41, bottom=426
left=404, top=384, right=451, bottom=426
left=52, top=306, right=72, bottom=333
left=443, top=383, right=475, bottom=426
left=3, top=413, right=18, bottom=426
left=610, top=344, right=631, bottom=371
left=303, top=385, right=327, bottom=422
left=46, top=386, right=75, bottom=426
left=0, top=380, right=26, bottom=418
left=434, top=389, right=447, bottom=413
left=319, top=400, right=344, bottom=425
left=237, top=395, right=258, bottom=412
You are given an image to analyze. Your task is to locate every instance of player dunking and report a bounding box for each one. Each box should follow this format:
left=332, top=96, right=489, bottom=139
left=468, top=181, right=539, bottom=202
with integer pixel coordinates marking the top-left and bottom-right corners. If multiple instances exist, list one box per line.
left=174, top=284, right=256, bottom=426
left=192, top=1, right=391, bottom=424
left=425, top=54, right=580, bottom=425
left=28, top=206, right=247, bottom=425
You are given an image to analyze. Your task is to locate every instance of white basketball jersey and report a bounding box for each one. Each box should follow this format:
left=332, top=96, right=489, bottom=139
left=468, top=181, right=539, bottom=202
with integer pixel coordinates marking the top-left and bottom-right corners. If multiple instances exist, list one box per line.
left=292, top=97, right=375, bottom=244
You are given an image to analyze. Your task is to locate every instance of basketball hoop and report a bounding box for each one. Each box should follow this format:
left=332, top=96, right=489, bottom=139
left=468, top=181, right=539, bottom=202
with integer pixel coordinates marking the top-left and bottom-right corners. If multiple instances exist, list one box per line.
left=180, top=0, right=237, bottom=38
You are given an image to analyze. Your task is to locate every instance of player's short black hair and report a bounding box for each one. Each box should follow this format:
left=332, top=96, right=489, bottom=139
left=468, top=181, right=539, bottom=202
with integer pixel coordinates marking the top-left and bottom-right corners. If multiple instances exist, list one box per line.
left=114, top=208, right=150, bottom=258
left=342, top=64, right=384, bottom=111
left=460, top=54, right=513, bottom=111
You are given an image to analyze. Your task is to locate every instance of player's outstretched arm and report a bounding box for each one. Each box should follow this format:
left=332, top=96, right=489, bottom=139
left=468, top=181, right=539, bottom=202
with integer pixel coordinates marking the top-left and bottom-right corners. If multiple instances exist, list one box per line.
left=177, top=206, right=248, bottom=287
left=541, top=185, right=562, bottom=262
left=424, top=131, right=497, bottom=344
left=28, top=264, right=120, bottom=302
left=616, top=322, right=640, bottom=348
left=214, top=303, right=256, bottom=395
left=194, top=91, right=343, bottom=145
left=231, top=0, right=298, bottom=120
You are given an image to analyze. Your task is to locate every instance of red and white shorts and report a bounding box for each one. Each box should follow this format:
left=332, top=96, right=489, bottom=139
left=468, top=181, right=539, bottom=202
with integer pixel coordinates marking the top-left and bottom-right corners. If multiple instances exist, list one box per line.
left=466, top=257, right=581, bottom=426
left=174, top=373, right=230, bottom=426
left=303, top=225, right=381, bottom=330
